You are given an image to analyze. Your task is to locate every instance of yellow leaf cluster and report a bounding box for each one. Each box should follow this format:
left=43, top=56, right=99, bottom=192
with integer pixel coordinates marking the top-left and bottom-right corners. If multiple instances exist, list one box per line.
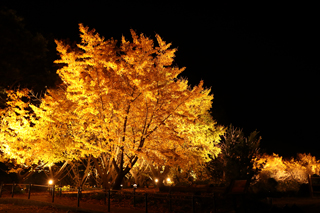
left=254, top=153, right=320, bottom=185
left=1, top=25, right=224, bottom=176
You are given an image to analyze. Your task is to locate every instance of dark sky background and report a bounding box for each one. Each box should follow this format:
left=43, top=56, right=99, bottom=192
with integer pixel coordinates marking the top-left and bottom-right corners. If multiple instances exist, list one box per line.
left=1, top=1, right=319, bottom=158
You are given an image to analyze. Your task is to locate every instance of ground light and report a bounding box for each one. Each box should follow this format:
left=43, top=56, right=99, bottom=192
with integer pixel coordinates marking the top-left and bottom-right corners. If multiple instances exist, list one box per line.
left=167, top=178, right=173, bottom=185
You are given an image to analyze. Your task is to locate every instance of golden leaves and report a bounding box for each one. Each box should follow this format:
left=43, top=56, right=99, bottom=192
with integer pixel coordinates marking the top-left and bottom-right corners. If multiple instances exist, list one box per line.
left=1, top=25, right=223, bottom=175
left=254, top=153, right=320, bottom=187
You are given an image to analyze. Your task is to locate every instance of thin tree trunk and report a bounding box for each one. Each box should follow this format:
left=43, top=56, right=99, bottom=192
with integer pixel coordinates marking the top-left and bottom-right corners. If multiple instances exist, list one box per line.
left=113, top=172, right=126, bottom=190
left=112, top=154, right=138, bottom=190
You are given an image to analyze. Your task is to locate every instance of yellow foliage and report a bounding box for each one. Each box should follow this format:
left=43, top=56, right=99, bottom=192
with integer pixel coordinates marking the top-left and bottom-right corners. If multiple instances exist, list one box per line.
left=0, top=25, right=223, bottom=182
left=254, top=153, right=320, bottom=185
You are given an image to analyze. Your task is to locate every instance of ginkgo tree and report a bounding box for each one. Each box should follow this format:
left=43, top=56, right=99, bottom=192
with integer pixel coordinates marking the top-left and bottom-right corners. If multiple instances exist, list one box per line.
left=0, top=88, right=77, bottom=183
left=0, top=24, right=224, bottom=189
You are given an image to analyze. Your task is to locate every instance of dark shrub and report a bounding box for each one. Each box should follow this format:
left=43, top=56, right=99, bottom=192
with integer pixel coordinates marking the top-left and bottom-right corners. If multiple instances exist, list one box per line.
left=298, top=183, right=310, bottom=197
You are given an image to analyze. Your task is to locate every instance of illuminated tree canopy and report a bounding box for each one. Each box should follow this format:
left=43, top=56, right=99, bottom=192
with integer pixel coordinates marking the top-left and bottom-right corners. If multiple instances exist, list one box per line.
left=0, top=24, right=224, bottom=188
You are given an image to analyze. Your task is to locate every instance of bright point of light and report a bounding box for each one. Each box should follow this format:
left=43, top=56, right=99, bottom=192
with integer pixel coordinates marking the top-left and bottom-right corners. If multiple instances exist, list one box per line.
left=48, top=180, right=53, bottom=185
left=155, top=179, right=158, bottom=183
left=133, top=184, right=137, bottom=188
left=120, top=184, right=123, bottom=187
left=167, top=178, right=171, bottom=182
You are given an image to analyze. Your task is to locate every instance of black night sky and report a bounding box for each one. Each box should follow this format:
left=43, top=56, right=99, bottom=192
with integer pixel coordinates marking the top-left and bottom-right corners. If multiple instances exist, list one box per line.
left=1, top=2, right=319, bottom=158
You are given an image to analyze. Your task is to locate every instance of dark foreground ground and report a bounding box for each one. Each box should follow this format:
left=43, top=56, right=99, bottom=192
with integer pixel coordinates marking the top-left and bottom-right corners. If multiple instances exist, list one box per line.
left=0, top=203, right=78, bottom=213
left=0, top=196, right=144, bottom=213
left=1, top=190, right=320, bottom=213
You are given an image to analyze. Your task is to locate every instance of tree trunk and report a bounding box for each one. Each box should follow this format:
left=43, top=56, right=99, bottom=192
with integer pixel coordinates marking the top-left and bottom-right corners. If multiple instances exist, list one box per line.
left=92, top=156, right=113, bottom=189
left=222, top=159, right=226, bottom=181
left=112, top=172, right=126, bottom=190
left=157, top=176, right=165, bottom=188
left=111, top=153, right=138, bottom=190
left=16, top=165, right=37, bottom=183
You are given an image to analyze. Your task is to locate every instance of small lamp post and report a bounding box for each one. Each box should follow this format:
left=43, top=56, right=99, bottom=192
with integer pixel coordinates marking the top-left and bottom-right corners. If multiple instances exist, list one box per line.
left=48, top=179, right=54, bottom=202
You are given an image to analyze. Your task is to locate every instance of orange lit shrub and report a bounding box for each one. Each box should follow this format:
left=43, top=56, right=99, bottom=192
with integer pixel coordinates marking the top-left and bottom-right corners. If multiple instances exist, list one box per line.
left=253, top=153, right=320, bottom=193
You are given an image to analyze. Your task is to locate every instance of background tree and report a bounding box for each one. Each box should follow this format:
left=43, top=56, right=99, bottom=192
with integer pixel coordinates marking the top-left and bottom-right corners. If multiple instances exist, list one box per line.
left=0, top=8, right=58, bottom=100
left=0, top=88, right=74, bottom=183
left=0, top=8, right=59, bottom=181
left=0, top=88, right=76, bottom=166
left=208, top=124, right=262, bottom=184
